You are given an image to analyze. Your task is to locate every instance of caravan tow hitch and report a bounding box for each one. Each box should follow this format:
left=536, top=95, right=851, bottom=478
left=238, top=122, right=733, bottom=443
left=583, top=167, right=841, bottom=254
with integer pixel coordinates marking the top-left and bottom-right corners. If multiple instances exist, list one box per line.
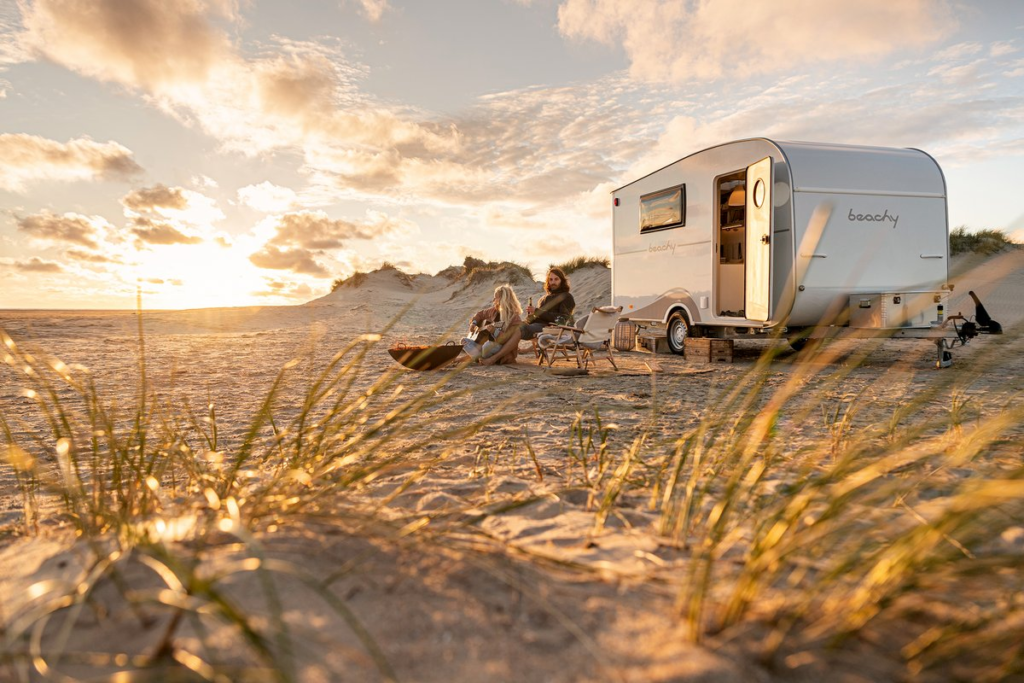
left=934, top=291, right=1000, bottom=368
left=934, top=314, right=980, bottom=368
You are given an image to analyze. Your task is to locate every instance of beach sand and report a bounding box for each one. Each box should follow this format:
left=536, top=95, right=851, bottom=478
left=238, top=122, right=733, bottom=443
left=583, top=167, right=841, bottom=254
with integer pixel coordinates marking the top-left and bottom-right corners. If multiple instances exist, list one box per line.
left=2, top=254, right=1023, bottom=681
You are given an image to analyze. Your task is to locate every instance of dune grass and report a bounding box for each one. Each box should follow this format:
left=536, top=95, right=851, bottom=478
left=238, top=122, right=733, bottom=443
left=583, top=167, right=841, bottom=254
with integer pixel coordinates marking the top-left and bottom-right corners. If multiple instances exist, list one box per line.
left=640, top=334, right=1023, bottom=678
left=0, top=317, right=535, bottom=681
left=950, top=226, right=1019, bottom=256
left=551, top=256, right=611, bottom=275
left=2, top=314, right=1023, bottom=681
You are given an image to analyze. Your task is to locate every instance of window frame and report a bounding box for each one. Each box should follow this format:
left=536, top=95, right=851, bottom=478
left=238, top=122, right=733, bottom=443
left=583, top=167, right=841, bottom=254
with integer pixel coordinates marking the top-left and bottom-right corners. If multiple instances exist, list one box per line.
left=639, top=184, right=686, bottom=234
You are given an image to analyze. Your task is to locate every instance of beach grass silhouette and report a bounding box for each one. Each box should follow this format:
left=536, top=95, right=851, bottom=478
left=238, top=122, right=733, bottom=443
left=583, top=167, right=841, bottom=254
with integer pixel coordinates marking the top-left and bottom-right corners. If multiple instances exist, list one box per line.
left=1, top=254, right=1023, bottom=681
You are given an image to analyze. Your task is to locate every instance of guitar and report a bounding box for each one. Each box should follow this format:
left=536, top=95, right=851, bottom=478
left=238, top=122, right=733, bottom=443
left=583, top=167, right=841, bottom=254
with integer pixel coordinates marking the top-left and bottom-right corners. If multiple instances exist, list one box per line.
left=468, top=320, right=502, bottom=344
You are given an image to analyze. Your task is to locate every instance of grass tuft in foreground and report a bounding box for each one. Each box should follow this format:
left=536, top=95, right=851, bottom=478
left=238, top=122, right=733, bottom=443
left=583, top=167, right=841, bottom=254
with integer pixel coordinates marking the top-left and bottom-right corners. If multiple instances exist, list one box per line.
left=644, top=332, right=1024, bottom=680
left=0, top=321, right=525, bottom=681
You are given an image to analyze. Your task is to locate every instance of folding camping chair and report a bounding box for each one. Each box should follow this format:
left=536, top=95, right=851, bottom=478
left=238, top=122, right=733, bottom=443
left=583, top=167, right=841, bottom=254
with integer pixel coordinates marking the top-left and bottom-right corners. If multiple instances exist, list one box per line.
left=537, top=306, right=622, bottom=370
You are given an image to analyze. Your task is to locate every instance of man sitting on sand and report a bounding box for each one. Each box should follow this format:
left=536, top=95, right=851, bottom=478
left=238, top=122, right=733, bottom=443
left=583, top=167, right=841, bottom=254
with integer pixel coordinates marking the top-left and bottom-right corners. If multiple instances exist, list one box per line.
left=466, top=284, right=524, bottom=366
left=477, top=267, right=575, bottom=366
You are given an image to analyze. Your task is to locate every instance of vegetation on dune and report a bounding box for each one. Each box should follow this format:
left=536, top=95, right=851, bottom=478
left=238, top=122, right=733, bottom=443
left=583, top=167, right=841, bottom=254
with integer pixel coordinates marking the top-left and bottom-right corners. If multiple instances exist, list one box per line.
left=330, top=261, right=415, bottom=292
left=331, top=272, right=364, bottom=291
left=331, top=253, right=615, bottom=294
left=330, top=257, right=536, bottom=294
left=438, top=256, right=533, bottom=287
left=551, top=255, right=610, bottom=275
left=950, top=226, right=1019, bottom=256
left=1, top=314, right=1023, bottom=681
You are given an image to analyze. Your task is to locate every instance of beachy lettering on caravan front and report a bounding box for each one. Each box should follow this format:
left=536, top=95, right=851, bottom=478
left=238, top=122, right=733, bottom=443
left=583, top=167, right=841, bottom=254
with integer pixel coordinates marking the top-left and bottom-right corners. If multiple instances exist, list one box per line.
left=848, top=208, right=899, bottom=229
left=648, top=240, right=676, bottom=255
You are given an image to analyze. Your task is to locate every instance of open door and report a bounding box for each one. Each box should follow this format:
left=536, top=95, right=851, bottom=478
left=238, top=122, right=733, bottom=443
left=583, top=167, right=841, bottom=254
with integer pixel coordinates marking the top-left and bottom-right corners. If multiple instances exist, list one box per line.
left=745, top=157, right=773, bottom=322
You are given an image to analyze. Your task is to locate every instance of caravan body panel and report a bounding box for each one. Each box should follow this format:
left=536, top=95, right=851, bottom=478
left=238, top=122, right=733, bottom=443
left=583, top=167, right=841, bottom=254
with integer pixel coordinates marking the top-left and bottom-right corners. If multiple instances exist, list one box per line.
left=611, top=139, right=948, bottom=329
left=783, top=143, right=948, bottom=325
left=611, top=139, right=793, bottom=326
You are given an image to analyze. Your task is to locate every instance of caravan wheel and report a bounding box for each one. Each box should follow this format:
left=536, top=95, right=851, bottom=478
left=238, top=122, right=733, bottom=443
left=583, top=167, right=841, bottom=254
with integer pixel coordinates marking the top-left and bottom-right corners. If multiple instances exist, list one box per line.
left=667, top=312, right=689, bottom=355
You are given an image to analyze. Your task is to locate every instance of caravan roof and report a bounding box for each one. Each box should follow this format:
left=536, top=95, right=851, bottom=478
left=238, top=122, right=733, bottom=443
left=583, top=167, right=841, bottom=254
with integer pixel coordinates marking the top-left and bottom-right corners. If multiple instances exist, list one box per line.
left=613, top=138, right=946, bottom=199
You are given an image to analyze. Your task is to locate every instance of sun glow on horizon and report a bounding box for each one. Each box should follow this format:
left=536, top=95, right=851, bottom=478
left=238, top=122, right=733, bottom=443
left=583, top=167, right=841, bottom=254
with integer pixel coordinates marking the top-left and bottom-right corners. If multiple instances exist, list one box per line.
left=127, top=241, right=322, bottom=309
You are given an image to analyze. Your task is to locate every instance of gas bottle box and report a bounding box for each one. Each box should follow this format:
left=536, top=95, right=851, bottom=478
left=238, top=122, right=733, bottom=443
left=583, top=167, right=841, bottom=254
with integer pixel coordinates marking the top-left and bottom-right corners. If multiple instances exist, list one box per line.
left=848, top=291, right=950, bottom=329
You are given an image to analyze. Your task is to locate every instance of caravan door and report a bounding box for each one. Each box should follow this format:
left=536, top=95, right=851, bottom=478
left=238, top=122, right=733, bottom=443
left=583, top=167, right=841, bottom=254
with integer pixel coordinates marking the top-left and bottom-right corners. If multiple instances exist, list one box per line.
left=745, top=157, right=773, bottom=322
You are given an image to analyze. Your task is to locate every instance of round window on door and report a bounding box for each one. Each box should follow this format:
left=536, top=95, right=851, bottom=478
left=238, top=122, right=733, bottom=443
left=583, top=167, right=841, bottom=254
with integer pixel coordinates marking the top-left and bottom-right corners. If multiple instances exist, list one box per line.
left=753, top=179, right=765, bottom=208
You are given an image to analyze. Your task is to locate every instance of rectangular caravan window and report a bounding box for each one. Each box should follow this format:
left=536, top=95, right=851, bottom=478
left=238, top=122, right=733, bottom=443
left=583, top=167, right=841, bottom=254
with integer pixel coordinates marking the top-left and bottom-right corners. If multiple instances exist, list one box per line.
left=640, top=185, right=685, bottom=233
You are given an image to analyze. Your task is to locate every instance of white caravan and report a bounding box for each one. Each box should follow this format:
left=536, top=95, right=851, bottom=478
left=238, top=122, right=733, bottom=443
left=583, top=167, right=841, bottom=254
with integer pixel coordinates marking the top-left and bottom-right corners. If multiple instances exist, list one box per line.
left=611, top=138, right=958, bottom=354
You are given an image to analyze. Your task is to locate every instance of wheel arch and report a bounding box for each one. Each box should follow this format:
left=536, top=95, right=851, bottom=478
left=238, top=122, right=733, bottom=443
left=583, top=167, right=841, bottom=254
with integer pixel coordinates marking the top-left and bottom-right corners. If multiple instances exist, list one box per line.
left=663, top=303, right=695, bottom=327
left=665, top=306, right=694, bottom=355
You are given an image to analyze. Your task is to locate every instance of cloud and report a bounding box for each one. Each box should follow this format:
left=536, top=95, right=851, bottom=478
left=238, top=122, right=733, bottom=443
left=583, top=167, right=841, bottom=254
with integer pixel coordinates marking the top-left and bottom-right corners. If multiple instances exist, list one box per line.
left=13, top=0, right=1013, bottom=270
left=245, top=209, right=415, bottom=277
left=120, top=184, right=223, bottom=253
left=301, top=76, right=653, bottom=207
left=65, top=248, right=121, bottom=264
left=1005, top=58, right=1024, bottom=78
left=252, top=47, right=352, bottom=127
left=248, top=245, right=329, bottom=276
left=263, top=210, right=406, bottom=249
left=252, top=279, right=315, bottom=300
left=556, top=0, right=956, bottom=82
left=353, top=0, right=390, bottom=22
left=12, top=257, right=63, bottom=273
left=0, top=133, right=142, bottom=192
left=929, top=59, right=988, bottom=85
left=21, top=0, right=237, bottom=93
left=16, top=0, right=615, bottom=212
left=934, top=42, right=984, bottom=61
left=0, top=5, right=30, bottom=66
left=16, top=0, right=460, bottom=169
left=121, top=185, right=225, bottom=229
left=990, top=41, right=1017, bottom=58
left=612, top=67, right=1024, bottom=184
left=122, top=184, right=189, bottom=212
left=237, top=181, right=298, bottom=213
left=17, top=210, right=104, bottom=248
left=131, top=218, right=204, bottom=246
left=193, top=174, right=219, bottom=189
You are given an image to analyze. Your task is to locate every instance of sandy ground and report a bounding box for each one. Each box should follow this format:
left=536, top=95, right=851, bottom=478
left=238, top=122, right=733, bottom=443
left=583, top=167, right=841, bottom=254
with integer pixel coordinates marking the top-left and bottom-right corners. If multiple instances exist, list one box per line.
left=1, top=255, right=1023, bottom=682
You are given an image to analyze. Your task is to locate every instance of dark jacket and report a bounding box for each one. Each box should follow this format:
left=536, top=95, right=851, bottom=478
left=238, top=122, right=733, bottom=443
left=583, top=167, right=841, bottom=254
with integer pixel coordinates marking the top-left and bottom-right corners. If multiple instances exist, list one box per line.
left=528, top=291, right=575, bottom=325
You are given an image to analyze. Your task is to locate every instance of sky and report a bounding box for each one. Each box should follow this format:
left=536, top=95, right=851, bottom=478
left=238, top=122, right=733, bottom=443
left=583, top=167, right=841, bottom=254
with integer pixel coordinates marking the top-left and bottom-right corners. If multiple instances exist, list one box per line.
left=1, top=0, right=1022, bottom=310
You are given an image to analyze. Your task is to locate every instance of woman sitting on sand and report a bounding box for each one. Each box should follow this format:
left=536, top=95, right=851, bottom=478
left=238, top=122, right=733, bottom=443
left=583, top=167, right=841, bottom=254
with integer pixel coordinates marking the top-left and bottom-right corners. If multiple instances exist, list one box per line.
left=476, top=267, right=575, bottom=366
left=465, top=284, right=524, bottom=366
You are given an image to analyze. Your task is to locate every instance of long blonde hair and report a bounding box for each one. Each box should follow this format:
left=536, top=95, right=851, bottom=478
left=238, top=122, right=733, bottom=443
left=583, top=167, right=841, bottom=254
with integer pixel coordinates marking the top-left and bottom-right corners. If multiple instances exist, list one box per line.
left=493, top=284, right=523, bottom=325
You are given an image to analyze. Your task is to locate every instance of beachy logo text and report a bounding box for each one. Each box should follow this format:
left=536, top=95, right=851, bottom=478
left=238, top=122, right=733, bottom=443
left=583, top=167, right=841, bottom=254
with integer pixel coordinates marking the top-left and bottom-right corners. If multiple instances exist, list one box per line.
left=648, top=240, right=677, bottom=255
left=848, top=208, right=899, bottom=229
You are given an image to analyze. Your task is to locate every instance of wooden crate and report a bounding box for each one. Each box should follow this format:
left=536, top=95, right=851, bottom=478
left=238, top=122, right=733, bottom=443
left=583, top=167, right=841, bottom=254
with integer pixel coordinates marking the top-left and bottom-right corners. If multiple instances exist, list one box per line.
left=709, top=339, right=734, bottom=363
left=685, top=338, right=733, bottom=363
left=638, top=334, right=670, bottom=354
